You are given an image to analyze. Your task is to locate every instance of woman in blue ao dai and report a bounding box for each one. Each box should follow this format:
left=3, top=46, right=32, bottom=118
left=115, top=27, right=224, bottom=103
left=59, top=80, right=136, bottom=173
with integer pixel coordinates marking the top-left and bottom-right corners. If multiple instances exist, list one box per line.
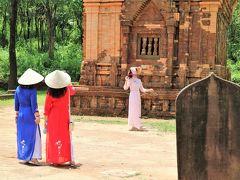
left=14, top=69, right=44, bottom=165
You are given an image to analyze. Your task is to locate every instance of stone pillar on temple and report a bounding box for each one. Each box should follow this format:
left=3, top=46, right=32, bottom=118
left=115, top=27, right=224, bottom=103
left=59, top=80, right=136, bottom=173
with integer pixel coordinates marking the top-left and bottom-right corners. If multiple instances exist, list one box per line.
left=73, top=0, right=238, bottom=118
left=177, top=0, right=237, bottom=88
left=120, top=0, right=178, bottom=89
left=80, top=0, right=124, bottom=87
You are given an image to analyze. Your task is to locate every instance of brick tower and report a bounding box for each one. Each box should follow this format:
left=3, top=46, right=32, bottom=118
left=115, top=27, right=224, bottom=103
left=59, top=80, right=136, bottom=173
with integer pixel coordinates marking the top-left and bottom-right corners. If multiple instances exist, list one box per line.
left=72, top=0, right=238, bottom=117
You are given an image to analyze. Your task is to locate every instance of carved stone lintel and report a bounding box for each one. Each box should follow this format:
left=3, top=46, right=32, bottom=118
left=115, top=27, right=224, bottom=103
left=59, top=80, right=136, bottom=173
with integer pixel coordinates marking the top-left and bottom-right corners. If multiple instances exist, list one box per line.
left=153, top=38, right=158, bottom=55
left=147, top=37, right=153, bottom=55
left=141, top=37, right=147, bottom=55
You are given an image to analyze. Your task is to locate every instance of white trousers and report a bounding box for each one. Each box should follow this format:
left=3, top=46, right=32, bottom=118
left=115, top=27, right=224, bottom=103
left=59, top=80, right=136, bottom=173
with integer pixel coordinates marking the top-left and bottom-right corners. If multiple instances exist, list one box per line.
left=32, top=126, right=42, bottom=159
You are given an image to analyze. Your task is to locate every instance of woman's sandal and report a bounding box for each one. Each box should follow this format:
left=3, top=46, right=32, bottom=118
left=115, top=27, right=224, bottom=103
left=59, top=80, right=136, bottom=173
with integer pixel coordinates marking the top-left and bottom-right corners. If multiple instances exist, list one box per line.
left=69, top=161, right=78, bottom=168
left=137, top=126, right=147, bottom=131
left=129, top=127, right=138, bottom=131
left=29, top=159, right=41, bottom=166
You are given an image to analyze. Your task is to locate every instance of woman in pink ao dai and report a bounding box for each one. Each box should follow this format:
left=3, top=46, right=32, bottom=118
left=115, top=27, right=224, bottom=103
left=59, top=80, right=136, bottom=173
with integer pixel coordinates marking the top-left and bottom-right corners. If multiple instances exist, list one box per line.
left=123, top=67, right=154, bottom=131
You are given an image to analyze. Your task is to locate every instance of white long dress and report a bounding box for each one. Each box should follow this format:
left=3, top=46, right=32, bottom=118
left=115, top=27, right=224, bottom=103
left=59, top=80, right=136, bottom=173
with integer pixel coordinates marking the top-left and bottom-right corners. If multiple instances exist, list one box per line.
left=124, top=77, right=147, bottom=129
left=31, top=127, right=42, bottom=159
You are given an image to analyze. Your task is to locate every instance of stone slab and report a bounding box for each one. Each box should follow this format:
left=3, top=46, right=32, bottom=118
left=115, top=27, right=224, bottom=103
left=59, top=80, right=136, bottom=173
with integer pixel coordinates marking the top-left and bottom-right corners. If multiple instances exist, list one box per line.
left=176, top=73, right=240, bottom=180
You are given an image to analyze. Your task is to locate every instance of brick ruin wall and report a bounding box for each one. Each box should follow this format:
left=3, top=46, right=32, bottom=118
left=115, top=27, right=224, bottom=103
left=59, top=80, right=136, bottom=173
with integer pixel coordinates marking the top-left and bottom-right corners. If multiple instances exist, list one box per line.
left=72, top=0, right=238, bottom=118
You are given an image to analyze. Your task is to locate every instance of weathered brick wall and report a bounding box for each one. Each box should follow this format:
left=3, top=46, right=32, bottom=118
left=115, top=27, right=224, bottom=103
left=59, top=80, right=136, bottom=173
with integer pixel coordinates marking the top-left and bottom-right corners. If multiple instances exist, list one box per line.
left=120, top=0, right=178, bottom=89
left=177, top=1, right=235, bottom=88
left=80, top=0, right=123, bottom=86
left=71, top=86, right=177, bottom=117
left=75, top=0, right=237, bottom=118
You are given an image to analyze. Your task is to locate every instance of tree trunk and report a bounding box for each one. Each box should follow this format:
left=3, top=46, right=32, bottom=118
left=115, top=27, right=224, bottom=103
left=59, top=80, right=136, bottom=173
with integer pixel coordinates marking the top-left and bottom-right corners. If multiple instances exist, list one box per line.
left=61, top=23, right=64, bottom=40
left=27, top=2, right=31, bottom=39
left=8, top=0, right=18, bottom=89
left=1, top=6, right=8, bottom=48
left=18, top=7, right=24, bottom=38
left=40, top=18, right=44, bottom=51
left=35, top=15, right=39, bottom=38
left=76, top=16, right=83, bottom=45
left=35, top=14, right=40, bottom=50
left=46, top=3, right=56, bottom=59
left=48, top=17, right=54, bottom=59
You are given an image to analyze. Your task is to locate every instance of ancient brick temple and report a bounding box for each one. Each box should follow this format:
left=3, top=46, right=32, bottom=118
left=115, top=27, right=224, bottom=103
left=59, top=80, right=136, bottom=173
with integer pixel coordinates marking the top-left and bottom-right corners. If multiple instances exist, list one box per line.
left=71, top=0, right=238, bottom=117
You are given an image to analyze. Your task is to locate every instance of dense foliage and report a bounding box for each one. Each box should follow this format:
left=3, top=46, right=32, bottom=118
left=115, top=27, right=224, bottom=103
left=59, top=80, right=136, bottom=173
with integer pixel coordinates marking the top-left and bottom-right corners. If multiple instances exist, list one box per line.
left=228, top=1, right=240, bottom=83
left=0, top=0, right=83, bottom=84
left=0, top=0, right=239, bottom=86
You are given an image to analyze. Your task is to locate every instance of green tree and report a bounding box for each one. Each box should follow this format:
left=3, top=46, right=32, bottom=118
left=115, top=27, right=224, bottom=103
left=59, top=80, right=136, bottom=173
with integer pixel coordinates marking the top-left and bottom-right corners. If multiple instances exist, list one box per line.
left=0, top=0, right=9, bottom=48
left=8, top=0, right=18, bottom=89
left=0, top=0, right=83, bottom=87
left=228, top=1, right=240, bottom=62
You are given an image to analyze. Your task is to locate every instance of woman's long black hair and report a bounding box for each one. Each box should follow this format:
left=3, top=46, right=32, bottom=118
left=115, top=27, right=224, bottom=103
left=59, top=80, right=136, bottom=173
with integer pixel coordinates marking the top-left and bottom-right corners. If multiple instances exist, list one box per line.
left=47, top=87, right=67, bottom=98
left=128, top=70, right=133, bottom=78
left=19, top=84, right=35, bottom=89
left=19, top=82, right=43, bottom=89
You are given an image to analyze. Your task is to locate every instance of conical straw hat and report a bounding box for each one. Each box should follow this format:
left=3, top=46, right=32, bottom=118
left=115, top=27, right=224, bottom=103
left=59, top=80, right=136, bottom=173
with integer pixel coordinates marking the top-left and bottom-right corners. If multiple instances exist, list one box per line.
left=130, top=67, right=137, bottom=75
left=45, top=70, right=71, bottom=89
left=18, top=68, right=44, bottom=85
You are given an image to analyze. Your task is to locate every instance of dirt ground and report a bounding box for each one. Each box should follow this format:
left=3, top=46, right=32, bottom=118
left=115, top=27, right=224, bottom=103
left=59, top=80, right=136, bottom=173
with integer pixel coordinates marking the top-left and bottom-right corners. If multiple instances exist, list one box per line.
left=0, top=106, right=177, bottom=180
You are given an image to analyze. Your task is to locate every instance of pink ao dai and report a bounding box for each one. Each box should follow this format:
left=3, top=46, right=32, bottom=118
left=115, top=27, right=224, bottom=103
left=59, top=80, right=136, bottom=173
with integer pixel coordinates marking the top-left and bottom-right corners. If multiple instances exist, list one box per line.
left=124, top=77, right=148, bottom=129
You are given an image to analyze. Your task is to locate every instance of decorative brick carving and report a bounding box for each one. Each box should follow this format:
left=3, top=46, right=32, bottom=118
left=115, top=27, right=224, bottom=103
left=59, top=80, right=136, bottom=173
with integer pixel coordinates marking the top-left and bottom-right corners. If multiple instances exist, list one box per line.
left=73, top=0, right=237, bottom=118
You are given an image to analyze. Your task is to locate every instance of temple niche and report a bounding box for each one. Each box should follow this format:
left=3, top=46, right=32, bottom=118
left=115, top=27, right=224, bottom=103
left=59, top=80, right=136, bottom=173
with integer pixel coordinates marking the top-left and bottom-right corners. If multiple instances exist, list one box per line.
left=72, top=0, right=237, bottom=117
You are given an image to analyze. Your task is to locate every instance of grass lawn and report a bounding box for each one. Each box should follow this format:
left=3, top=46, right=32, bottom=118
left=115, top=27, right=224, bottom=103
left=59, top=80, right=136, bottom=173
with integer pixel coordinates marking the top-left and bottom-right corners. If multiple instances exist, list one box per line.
left=0, top=90, right=47, bottom=106
left=37, top=90, right=47, bottom=105
left=0, top=88, right=5, bottom=95
left=1, top=90, right=176, bottom=133
left=74, top=116, right=176, bottom=133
